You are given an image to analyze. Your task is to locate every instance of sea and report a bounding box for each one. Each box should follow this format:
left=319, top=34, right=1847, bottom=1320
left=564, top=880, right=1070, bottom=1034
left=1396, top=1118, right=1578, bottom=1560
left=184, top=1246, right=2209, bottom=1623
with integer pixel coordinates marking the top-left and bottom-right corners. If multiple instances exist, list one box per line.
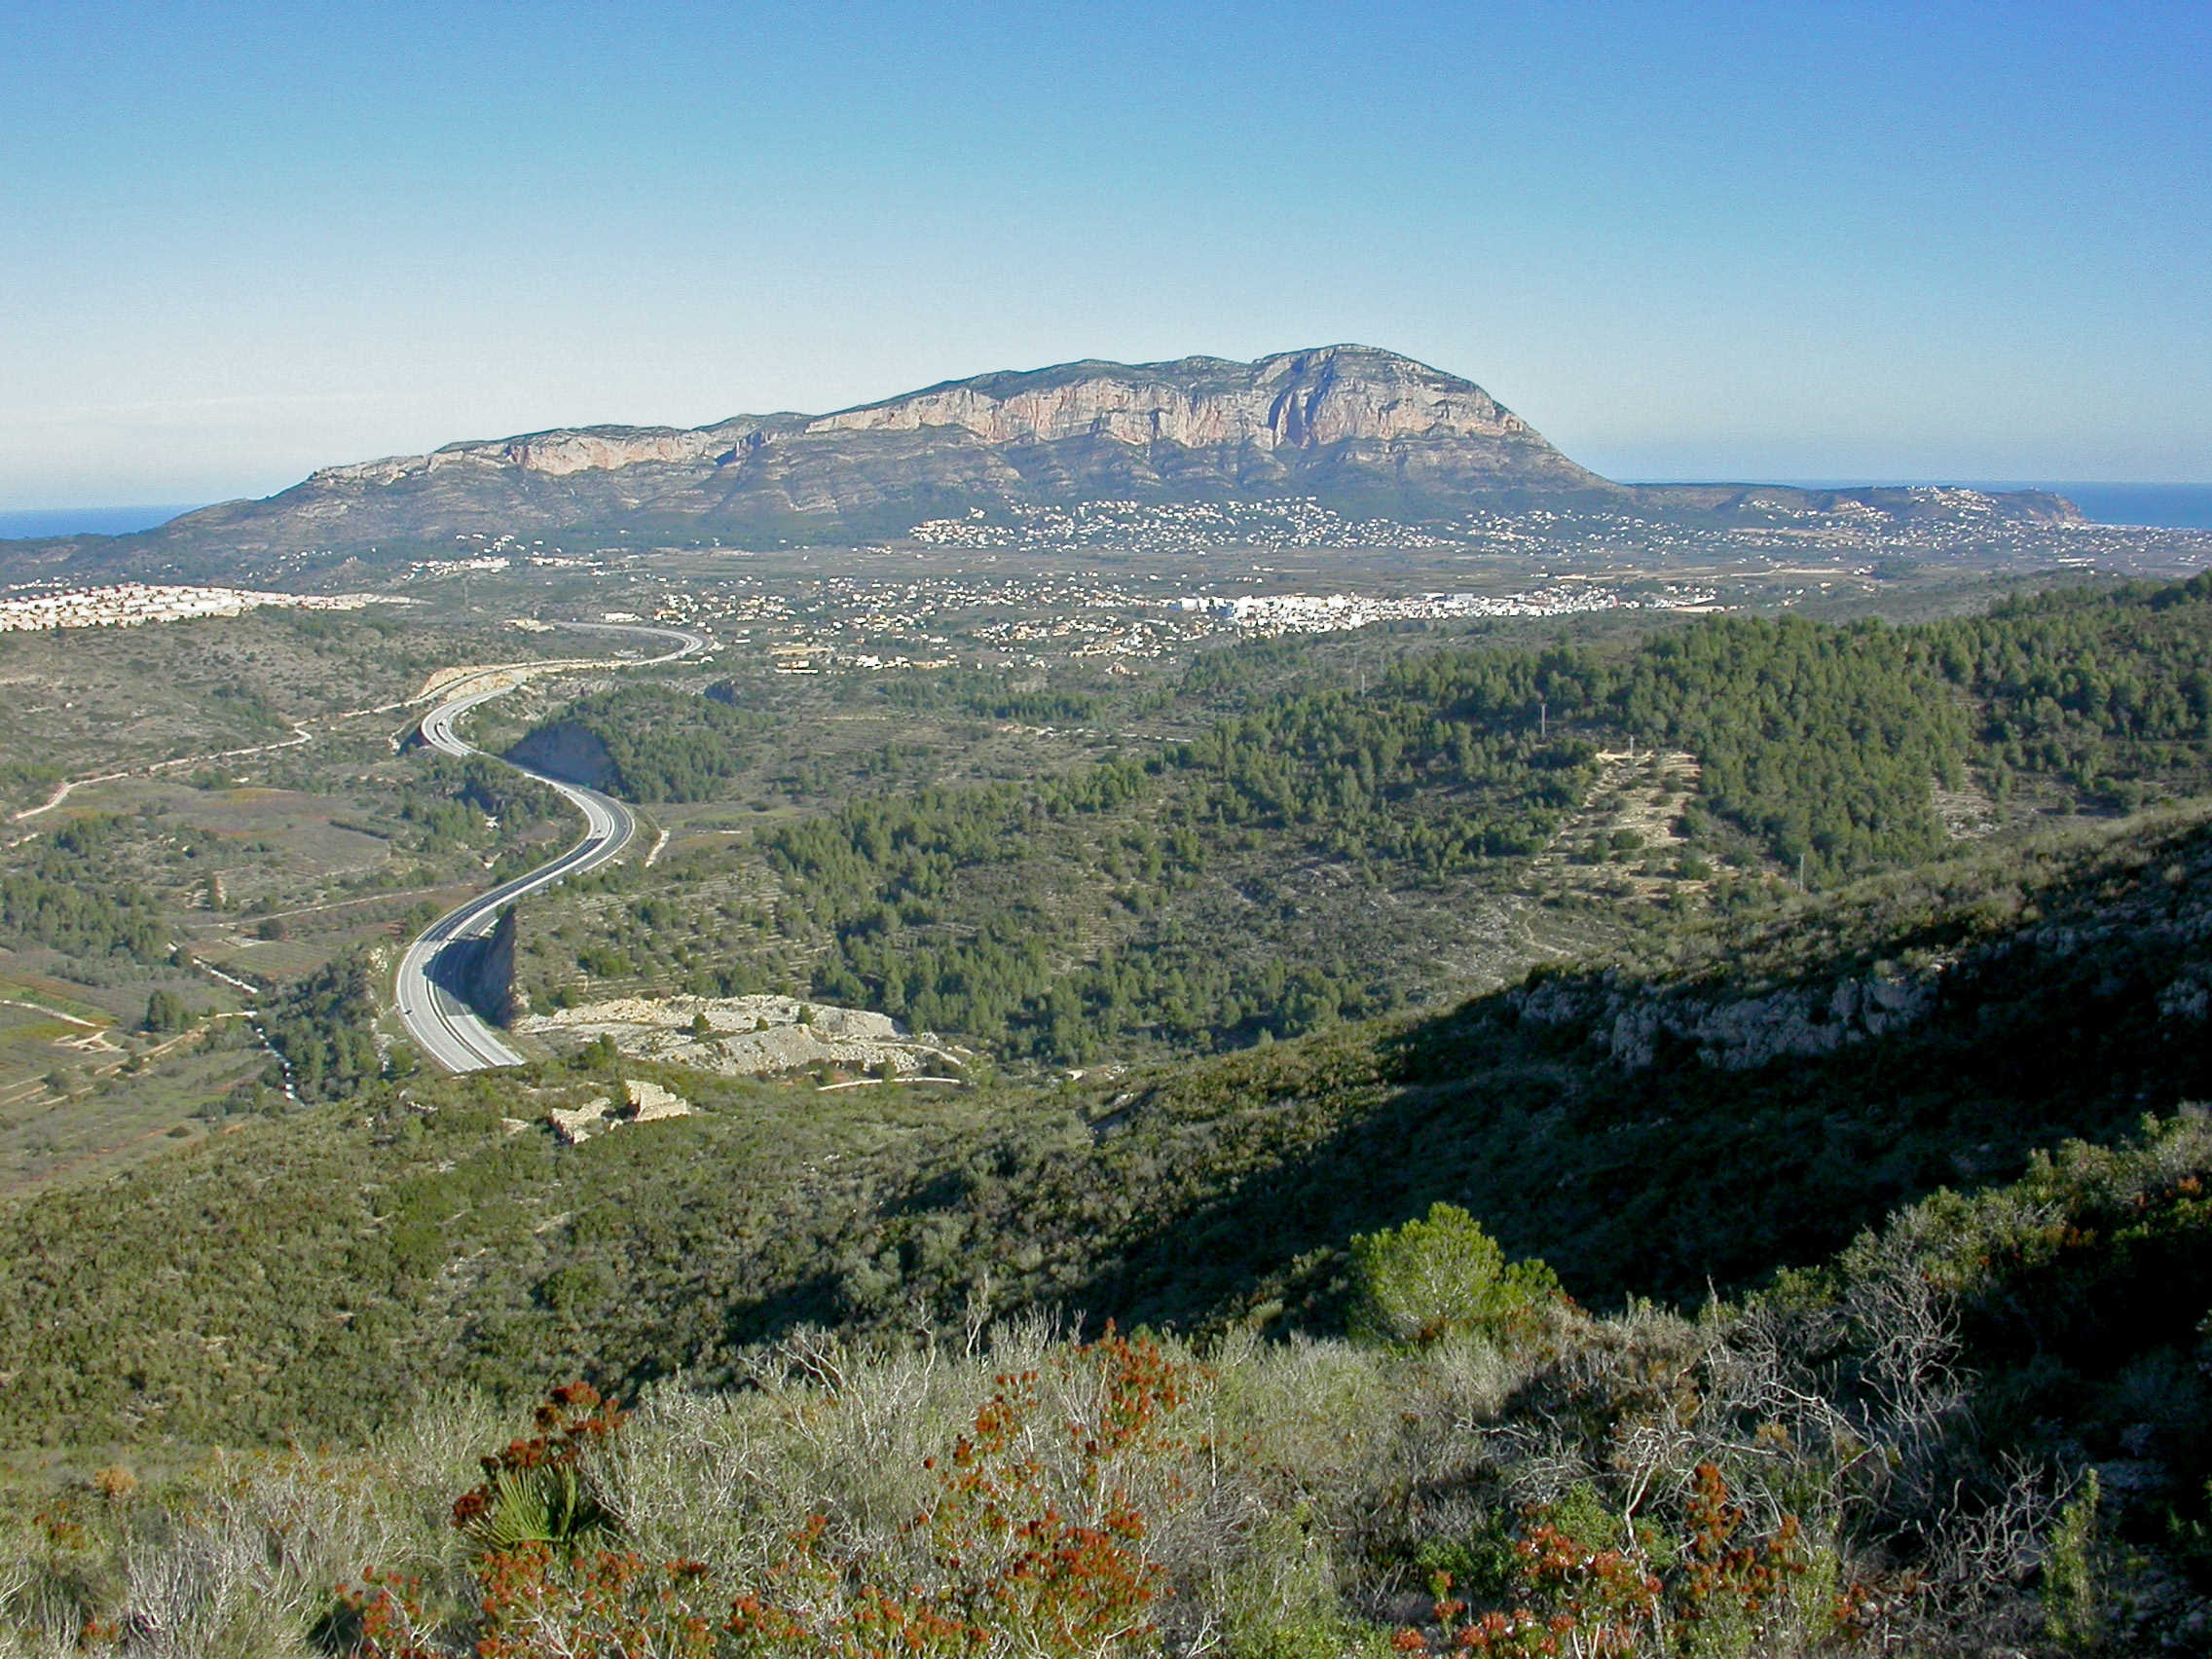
left=0, top=504, right=203, bottom=539
left=1987, top=484, right=2212, bottom=531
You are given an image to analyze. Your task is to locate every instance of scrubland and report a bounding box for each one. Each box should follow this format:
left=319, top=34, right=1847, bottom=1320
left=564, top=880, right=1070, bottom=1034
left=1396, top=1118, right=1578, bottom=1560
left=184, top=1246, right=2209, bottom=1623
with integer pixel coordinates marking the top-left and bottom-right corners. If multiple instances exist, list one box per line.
left=3, top=573, right=2212, bottom=1651
left=14, top=1107, right=2210, bottom=1654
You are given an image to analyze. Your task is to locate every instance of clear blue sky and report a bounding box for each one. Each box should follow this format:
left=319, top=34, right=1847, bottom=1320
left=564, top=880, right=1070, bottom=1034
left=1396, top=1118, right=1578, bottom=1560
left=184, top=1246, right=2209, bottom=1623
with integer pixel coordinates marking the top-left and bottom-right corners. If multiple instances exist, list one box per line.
left=3, top=1, right=2206, bottom=507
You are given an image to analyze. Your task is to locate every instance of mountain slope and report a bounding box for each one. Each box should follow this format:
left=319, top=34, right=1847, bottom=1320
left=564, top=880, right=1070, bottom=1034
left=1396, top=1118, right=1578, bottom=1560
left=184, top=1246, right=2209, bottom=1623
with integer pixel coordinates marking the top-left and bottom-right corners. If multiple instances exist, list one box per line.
left=4, top=796, right=2209, bottom=1448
left=27, top=346, right=2078, bottom=572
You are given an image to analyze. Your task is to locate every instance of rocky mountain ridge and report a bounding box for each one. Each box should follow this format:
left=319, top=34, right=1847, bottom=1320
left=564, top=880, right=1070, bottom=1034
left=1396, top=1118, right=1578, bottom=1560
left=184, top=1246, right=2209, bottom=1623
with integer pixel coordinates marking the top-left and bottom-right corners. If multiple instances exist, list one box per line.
left=311, top=421, right=776, bottom=486
left=806, top=347, right=1551, bottom=452
left=11, top=345, right=2083, bottom=571
left=318, top=348, right=1564, bottom=483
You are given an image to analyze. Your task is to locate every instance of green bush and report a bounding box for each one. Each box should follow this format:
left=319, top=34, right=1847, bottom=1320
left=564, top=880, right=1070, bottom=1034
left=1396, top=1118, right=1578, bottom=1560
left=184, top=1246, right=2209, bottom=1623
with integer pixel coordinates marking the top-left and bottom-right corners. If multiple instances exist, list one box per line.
left=142, top=988, right=190, bottom=1033
left=1348, top=1202, right=1560, bottom=1347
left=2043, top=1468, right=2106, bottom=1652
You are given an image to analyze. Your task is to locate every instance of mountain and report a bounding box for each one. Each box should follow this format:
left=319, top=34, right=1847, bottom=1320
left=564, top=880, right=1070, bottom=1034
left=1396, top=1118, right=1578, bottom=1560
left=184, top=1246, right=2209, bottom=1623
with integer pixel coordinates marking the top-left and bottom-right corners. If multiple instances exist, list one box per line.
left=154, top=346, right=1614, bottom=556
left=11, top=346, right=2081, bottom=572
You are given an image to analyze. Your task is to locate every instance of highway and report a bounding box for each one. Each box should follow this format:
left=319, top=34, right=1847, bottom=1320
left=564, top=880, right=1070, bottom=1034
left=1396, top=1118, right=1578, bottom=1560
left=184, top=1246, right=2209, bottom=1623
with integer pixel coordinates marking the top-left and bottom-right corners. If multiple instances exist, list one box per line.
left=392, top=623, right=710, bottom=1072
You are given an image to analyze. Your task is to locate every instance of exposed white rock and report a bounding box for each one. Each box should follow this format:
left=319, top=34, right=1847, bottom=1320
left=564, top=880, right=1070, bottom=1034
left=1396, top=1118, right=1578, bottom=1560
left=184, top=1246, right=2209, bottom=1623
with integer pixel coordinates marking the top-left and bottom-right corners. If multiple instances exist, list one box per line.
left=310, top=423, right=763, bottom=484
left=548, top=1095, right=612, bottom=1144
left=623, top=1078, right=692, bottom=1123
left=517, top=993, right=965, bottom=1082
left=809, top=347, right=1533, bottom=451
left=545, top=1081, right=694, bottom=1143
left=1518, top=964, right=1944, bottom=1074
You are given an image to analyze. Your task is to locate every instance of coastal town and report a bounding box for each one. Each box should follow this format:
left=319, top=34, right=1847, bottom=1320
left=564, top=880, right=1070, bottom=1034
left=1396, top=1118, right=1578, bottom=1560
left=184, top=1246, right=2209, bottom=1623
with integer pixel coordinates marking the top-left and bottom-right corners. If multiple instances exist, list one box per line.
left=0, top=582, right=399, bottom=633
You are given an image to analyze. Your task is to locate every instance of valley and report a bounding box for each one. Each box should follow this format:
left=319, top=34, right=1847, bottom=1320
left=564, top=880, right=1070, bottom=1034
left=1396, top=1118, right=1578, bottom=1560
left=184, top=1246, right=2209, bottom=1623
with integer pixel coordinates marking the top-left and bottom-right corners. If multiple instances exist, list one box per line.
left=393, top=623, right=710, bottom=1071
left=3, top=352, right=2211, bottom=1653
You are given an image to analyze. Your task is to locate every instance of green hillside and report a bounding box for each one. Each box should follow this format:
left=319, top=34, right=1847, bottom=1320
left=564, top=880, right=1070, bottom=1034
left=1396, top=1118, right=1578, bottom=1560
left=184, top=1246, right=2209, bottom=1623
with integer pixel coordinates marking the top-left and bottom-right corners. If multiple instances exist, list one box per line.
left=10, top=574, right=2212, bottom=1651
left=6, top=803, right=2209, bottom=1456
left=509, top=573, right=2212, bottom=1066
left=11, top=1077, right=2208, bottom=1655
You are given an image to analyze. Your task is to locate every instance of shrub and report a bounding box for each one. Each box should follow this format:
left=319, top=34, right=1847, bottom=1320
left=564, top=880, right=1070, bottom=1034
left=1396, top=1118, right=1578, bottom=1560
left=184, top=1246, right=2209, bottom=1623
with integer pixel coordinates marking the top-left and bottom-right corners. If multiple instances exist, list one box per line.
left=450, top=1383, right=624, bottom=1559
left=1348, top=1203, right=1561, bottom=1347
left=350, top=1335, right=1198, bottom=1658
left=1227, top=1513, right=1378, bottom=1659
left=2043, top=1469, right=2105, bottom=1652
left=1399, top=1466, right=1822, bottom=1659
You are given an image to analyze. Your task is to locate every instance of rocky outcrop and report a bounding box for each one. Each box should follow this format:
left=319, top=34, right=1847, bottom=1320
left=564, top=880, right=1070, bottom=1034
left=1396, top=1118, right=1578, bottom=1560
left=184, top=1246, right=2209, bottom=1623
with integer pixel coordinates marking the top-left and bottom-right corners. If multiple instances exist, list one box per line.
left=548, top=1095, right=612, bottom=1144
left=622, top=1078, right=692, bottom=1123
left=1514, top=843, right=2212, bottom=1079
left=1515, top=961, right=1946, bottom=1073
left=545, top=1079, right=695, bottom=1144
left=452, top=905, right=517, bottom=1027
left=516, top=993, right=966, bottom=1081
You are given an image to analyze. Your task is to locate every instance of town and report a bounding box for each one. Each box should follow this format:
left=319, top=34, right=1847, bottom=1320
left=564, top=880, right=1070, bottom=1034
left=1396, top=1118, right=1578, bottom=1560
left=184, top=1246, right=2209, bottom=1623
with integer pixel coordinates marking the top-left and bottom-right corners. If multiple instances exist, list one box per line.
left=0, top=582, right=401, bottom=633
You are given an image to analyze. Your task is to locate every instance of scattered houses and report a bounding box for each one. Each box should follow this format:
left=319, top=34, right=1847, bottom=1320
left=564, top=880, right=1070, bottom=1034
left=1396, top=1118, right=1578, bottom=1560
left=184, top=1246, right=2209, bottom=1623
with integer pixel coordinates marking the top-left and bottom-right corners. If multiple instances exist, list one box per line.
left=0, top=583, right=399, bottom=633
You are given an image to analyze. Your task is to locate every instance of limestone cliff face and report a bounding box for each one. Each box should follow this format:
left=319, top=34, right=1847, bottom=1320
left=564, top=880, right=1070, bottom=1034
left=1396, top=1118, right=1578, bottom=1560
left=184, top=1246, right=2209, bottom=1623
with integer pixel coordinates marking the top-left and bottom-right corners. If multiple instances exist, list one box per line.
left=303, top=346, right=1568, bottom=491
left=808, top=347, right=1541, bottom=452
left=307, top=421, right=774, bottom=486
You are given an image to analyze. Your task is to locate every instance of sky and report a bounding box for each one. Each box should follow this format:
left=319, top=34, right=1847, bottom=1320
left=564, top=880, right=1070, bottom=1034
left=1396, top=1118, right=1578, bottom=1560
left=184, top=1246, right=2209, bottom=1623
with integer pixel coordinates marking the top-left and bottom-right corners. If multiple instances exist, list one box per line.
left=2, top=1, right=2207, bottom=509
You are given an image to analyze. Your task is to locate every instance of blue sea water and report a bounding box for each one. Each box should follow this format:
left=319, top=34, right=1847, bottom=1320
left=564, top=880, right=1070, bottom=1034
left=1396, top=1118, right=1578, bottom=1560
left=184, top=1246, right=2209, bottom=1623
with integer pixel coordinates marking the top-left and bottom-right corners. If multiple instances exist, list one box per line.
left=0, top=504, right=201, bottom=539
left=1990, top=484, right=2212, bottom=531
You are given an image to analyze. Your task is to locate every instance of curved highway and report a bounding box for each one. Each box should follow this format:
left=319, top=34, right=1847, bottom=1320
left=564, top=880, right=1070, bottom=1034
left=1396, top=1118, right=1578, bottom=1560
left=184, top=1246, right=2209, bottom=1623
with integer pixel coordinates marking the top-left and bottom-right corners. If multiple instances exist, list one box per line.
left=393, top=623, right=710, bottom=1072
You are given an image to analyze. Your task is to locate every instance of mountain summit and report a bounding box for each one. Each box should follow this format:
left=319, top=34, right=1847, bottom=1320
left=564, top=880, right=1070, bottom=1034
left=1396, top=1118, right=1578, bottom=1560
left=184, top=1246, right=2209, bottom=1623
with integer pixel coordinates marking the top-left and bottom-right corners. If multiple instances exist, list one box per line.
left=54, top=346, right=2078, bottom=570
left=806, top=345, right=1590, bottom=461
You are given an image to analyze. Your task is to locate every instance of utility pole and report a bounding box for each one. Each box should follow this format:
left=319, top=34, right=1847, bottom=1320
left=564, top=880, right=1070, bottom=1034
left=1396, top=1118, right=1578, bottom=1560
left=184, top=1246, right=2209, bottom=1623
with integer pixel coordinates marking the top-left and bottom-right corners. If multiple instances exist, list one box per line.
left=1538, top=700, right=1547, bottom=739
left=1798, top=850, right=1808, bottom=892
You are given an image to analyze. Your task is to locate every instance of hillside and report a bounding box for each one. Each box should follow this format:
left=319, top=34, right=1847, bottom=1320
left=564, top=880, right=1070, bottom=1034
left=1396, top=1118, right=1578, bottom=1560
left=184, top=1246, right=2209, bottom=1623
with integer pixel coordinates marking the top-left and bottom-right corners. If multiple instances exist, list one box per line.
left=5, top=800, right=2210, bottom=1455
left=6, top=578, right=2212, bottom=1652
left=8, top=347, right=2082, bottom=577
left=499, top=573, right=2212, bottom=1064
left=16, top=1112, right=2210, bottom=1654
left=8, top=576, right=2212, bottom=1445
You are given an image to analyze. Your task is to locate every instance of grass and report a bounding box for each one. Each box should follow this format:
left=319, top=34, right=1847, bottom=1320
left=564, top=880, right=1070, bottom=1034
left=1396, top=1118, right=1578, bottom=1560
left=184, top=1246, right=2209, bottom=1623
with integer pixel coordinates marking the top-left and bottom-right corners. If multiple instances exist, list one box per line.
left=10, top=1185, right=2199, bottom=1659
left=0, top=609, right=584, bottom=812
